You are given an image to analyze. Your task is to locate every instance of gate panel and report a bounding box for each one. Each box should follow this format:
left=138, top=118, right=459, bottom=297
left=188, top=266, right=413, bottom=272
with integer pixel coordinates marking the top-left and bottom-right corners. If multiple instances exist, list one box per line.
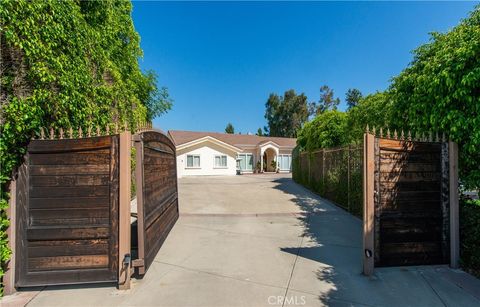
left=16, top=136, right=119, bottom=287
left=135, top=130, right=178, bottom=274
left=374, top=138, right=448, bottom=266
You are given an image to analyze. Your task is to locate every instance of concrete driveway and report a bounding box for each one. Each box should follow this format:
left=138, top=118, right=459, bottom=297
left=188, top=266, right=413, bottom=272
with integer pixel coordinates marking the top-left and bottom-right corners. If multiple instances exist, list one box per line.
left=8, top=174, right=480, bottom=306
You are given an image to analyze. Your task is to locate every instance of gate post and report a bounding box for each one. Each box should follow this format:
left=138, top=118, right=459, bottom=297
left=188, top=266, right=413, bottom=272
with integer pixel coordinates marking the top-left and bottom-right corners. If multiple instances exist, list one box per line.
left=448, top=141, right=459, bottom=269
left=118, top=131, right=132, bottom=290
left=363, top=133, right=375, bottom=276
left=4, top=178, right=17, bottom=295
left=133, top=133, right=146, bottom=275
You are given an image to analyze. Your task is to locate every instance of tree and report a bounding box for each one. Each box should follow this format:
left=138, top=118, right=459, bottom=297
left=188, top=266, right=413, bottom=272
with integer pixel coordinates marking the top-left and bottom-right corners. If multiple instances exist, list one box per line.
left=264, top=89, right=309, bottom=138
left=389, top=5, right=480, bottom=188
left=312, top=85, right=340, bottom=115
left=256, top=128, right=263, bottom=136
left=297, top=110, right=349, bottom=151
left=345, top=88, right=363, bottom=110
left=225, top=123, right=235, bottom=134
left=142, top=71, right=173, bottom=121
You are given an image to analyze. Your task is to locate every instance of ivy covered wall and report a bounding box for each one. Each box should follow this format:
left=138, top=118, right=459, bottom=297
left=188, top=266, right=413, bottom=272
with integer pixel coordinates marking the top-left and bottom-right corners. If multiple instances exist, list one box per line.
left=0, top=0, right=171, bottom=292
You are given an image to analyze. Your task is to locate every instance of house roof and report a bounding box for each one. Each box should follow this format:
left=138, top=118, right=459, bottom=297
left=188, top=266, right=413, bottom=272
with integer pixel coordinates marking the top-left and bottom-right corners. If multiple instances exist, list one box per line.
left=168, top=130, right=297, bottom=149
left=175, top=135, right=243, bottom=153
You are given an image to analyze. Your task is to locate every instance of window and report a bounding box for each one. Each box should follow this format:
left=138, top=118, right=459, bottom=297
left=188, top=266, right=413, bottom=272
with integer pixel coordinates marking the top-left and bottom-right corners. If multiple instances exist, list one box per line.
left=278, top=155, right=292, bottom=171
left=237, top=153, right=253, bottom=171
left=214, top=155, right=227, bottom=168
left=186, top=155, right=200, bottom=168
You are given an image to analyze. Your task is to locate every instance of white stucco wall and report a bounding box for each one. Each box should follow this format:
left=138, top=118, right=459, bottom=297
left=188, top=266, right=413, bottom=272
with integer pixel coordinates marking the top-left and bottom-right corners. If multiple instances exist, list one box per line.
left=176, top=141, right=237, bottom=177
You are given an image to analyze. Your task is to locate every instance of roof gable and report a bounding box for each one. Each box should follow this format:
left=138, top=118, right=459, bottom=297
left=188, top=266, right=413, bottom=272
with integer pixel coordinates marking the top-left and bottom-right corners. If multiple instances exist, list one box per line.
left=168, top=130, right=297, bottom=149
left=175, top=135, right=243, bottom=153
left=257, top=140, right=281, bottom=147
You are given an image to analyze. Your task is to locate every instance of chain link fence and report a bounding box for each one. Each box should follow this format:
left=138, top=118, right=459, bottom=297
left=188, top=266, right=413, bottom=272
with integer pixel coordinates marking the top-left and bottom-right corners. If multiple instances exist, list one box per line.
left=293, top=145, right=363, bottom=218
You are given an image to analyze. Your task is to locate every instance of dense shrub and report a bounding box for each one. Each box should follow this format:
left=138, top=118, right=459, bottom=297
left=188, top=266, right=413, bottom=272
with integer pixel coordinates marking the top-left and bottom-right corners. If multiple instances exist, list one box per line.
left=347, top=92, right=392, bottom=143
left=389, top=5, right=480, bottom=189
left=460, top=198, right=480, bottom=277
left=297, top=110, right=349, bottom=151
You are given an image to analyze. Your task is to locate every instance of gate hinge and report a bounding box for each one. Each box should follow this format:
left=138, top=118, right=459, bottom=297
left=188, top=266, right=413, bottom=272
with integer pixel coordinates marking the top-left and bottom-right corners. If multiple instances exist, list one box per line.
left=133, top=134, right=142, bottom=142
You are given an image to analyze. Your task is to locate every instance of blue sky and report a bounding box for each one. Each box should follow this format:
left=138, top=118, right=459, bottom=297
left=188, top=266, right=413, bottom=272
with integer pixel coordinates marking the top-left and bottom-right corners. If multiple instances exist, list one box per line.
left=132, top=1, right=478, bottom=134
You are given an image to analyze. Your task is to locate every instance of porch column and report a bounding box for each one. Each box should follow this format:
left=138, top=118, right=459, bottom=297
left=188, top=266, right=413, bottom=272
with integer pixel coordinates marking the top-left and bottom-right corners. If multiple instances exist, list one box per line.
left=260, top=149, right=264, bottom=173
left=274, top=149, right=279, bottom=172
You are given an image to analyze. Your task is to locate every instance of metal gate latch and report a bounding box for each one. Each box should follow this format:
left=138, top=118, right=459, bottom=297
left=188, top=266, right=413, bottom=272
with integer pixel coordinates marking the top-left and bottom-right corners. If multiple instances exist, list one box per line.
left=123, top=253, right=131, bottom=267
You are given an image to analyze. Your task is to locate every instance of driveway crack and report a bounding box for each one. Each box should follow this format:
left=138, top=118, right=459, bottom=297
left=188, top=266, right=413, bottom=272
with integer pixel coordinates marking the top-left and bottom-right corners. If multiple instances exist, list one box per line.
left=282, top=213, right=309, bottom=307
left=419, top=270, right=448, bottom=307
left=153, top=260, right=288, bottom=291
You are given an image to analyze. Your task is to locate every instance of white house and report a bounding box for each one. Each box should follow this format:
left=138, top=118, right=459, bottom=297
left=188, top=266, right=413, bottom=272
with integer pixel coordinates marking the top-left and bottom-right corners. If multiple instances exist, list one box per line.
left=168, top=130, right=296, bottom=177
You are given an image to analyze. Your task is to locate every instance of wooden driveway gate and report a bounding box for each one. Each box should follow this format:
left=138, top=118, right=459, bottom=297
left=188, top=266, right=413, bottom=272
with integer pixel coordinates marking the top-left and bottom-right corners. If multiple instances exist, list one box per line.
left=133, top=130, right=179, bottom=275
left=6, top=126, right=179, bottom=292
left=15, top=135, right=122, bottom=287
left=363, top=131, right=459, bottom=275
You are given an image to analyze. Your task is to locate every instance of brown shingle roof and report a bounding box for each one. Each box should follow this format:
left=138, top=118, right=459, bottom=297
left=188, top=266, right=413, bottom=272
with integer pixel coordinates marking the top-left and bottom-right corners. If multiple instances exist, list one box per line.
left=168, top=130, right=297, bottom=149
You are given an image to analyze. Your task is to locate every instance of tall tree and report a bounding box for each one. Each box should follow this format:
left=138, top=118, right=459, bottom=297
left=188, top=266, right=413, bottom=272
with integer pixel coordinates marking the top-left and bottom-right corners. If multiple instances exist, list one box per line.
left=312, top=85, right=340, bottom=115
left=345, top=88, right=363, bottom=110
left=256, top=128, right=263, bottom=136
left=264, top=89, right=309, bottom=138
left=225, top=123, right=235, bottom=134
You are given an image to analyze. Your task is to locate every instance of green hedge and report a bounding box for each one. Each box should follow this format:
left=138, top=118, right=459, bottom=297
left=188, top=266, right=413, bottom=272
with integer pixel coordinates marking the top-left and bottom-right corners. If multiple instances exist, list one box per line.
left=460, top=198, right=480, bottom=277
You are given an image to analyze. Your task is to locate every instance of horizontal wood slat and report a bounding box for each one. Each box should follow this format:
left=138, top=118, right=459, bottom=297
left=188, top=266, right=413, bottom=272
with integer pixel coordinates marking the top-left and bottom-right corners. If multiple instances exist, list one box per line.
left=29, top=197, right=109, bottom=209
left=29, top=150, right=110, bottom=165
left=379, top=172, right=440, bottom=182
left=379, top=139, right=441, bottom=152
left=28, top=255, right=109, bottom=271
left=379, top=190, right=441, bottom=202
left=27, top=227, right=110, bottom=241
left=30, top=208, right=110, bottom=227
left=380, top=152, right=440, bottom=163
left=379, top=181, right=440, bottom=191
left=379, top=200, right=441, bottom=212
left=30, top=165, right=109, bottom=176
left=28, top=239, right=109, bottom=257
left=18, top=269, right=116, bottom=287
left=28, top=137, right=112, bottom=152
left=380, top=242, right=441, bottom=255
left=379, top=163, right=440, bottom=173
left=30, top=175, right=109, bottom=187
left=29, top=186, right=109, bottom=198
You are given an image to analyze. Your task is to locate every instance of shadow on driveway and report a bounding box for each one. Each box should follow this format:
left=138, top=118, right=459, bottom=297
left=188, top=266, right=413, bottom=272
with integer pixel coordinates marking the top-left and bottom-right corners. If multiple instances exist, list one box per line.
left=271, top=177, right=480, bottom=307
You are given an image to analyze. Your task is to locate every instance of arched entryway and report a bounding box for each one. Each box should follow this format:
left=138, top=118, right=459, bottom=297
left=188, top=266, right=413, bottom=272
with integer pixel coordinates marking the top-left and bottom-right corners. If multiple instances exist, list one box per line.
left=263, top=147, right=277, bottom=172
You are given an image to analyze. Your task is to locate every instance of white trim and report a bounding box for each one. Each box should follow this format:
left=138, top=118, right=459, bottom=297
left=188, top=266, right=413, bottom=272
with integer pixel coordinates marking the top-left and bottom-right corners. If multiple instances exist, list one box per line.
left=260, top=144, right=279, bottom=156
left=177, top=136, right=243, bottom=153
left=258, top=140, right=281, bottom=148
